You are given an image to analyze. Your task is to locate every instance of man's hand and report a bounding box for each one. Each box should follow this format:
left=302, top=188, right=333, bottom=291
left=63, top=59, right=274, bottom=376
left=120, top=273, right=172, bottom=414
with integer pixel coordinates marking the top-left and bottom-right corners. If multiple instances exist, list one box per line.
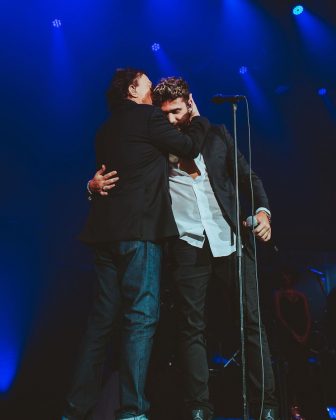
left=251, top=211, right=271, bottom=242
left=88, top=164, right=119, bottom=196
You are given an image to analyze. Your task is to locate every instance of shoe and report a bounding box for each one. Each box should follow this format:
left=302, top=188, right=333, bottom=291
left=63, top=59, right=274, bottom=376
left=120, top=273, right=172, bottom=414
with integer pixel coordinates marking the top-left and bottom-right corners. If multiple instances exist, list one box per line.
left=250, top=406, right=279, bottom=420
left=191, top=409, right=213, bottom=420
left=261, top=407, right=279, bottom=420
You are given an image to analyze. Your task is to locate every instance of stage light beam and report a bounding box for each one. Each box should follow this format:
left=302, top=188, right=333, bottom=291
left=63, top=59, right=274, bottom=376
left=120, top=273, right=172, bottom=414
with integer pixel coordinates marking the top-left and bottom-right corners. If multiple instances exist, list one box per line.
left=327, top=407, right=336, bottom=419
left=318, top=88, right=327, bottom=96
left=275, top=85, right=289, bottom=95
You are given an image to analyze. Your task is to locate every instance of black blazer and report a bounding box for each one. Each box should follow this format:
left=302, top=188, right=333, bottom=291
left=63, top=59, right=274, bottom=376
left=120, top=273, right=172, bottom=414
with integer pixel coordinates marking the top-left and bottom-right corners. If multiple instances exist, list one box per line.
left=202, top=124, right=270, bottom=248
left=80, top=100, right=210, bottom=243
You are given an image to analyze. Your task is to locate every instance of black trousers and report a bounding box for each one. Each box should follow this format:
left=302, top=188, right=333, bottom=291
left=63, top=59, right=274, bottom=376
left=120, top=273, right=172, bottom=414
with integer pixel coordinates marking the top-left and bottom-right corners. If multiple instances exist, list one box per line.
left=169, top=237, right=277, bottom=415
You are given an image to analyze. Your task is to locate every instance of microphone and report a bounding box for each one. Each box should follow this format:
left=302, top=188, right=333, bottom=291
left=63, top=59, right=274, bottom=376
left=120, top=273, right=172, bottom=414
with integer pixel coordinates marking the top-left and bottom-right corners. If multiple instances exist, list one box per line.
left=212, top=94, right=245, bottom=104
left=246, top=215, right=258, bottom=229
left=245, top=215, right=279, bottom=253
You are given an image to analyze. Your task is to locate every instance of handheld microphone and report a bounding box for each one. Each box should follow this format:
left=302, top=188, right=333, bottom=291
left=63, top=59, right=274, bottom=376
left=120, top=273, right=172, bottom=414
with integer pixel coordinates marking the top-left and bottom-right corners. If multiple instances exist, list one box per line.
left=246, top=215, right=258, bottom=229
left=245, top=215, right=279, bottom=253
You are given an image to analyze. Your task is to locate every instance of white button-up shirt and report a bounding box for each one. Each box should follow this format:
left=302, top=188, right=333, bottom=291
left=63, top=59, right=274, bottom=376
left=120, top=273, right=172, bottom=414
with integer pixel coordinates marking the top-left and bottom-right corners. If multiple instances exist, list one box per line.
left=169, top=154, right=236, bottom=257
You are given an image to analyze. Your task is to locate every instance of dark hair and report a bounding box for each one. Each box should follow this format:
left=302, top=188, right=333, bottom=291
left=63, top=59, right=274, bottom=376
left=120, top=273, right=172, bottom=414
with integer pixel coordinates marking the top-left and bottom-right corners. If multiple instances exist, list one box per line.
left=106, top=68, right=144, bottom=108
left=153, top=76, right=190, bottom=106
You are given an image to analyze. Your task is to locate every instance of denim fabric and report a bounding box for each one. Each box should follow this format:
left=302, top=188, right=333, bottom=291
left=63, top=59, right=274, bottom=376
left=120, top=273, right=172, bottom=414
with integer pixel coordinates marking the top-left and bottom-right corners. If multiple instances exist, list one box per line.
left=66, top=240, right=162, bottom=420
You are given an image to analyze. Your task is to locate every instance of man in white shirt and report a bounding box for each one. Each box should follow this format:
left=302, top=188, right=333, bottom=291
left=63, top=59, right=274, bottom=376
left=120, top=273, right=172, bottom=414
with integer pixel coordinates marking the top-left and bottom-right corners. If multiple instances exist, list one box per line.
left=88, top=77, right=278, bottom=420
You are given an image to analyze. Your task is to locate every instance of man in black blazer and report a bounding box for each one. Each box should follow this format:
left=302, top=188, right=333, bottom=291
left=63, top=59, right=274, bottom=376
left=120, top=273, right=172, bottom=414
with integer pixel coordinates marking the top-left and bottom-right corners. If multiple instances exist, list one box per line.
left=89, top=76, right=278, bottom=420
left=157, top=77, right=277, bottom=420
left=62, top=69, right=209, bottom=420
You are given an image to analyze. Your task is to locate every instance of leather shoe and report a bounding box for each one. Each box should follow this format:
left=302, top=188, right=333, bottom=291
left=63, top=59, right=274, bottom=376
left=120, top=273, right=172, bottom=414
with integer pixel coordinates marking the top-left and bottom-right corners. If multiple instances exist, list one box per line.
left=261, top=407, right=279, bottom=420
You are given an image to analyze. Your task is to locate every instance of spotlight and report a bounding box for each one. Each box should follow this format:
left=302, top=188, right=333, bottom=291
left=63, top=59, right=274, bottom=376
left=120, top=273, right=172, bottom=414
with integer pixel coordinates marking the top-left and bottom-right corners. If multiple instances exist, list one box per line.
left=239, top=66, right=248, bottom=75
left=151, top=43, right=160, bottom=52
left=292, top=5, right=304, bottom=15
left=52, top=19, right=62, bottom=28
left=318, top=88, right=327, bottom=96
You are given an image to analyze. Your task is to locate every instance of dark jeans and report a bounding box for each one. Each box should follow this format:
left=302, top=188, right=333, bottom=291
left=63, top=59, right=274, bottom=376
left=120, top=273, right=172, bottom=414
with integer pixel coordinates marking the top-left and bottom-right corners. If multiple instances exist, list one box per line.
left=66, top=240, right=162, bottom=419
left=170, top=237, right=277, bottom=415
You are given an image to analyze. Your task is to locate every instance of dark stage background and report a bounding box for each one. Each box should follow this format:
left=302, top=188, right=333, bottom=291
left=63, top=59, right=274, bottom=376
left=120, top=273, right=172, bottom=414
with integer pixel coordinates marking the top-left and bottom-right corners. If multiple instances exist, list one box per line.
left=1, top=0, right=336, bottom=419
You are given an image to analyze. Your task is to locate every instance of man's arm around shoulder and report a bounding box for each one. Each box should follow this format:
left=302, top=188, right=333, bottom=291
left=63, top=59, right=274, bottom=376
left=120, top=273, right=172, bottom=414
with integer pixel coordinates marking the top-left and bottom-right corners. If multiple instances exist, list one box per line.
left=148, top=97, right=210, bottom=158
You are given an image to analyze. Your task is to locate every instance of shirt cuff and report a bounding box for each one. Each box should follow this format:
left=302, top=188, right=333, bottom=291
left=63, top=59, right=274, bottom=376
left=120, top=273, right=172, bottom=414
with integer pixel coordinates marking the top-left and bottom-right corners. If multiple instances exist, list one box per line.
left=256, top=207, right=271, bottom=218
left=87, top=180, right=93, bottom=201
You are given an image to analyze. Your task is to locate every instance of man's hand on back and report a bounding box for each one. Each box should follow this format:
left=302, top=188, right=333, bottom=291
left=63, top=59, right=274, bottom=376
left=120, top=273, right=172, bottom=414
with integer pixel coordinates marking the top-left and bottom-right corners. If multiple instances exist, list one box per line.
left=88, top=164, right=119, bottom=196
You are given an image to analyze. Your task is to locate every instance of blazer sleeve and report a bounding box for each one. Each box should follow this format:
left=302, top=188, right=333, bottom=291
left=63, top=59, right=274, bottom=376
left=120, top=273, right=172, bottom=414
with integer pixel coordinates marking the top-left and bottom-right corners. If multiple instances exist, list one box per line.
left=148, top=107, right=210, bottom=158
left=217, top=124, right=270, bottom=211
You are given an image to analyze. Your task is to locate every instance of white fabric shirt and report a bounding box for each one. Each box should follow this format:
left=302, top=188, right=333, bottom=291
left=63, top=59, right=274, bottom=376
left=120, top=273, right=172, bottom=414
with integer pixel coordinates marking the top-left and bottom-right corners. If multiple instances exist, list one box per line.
left=169, top=154, right=236, bottom=257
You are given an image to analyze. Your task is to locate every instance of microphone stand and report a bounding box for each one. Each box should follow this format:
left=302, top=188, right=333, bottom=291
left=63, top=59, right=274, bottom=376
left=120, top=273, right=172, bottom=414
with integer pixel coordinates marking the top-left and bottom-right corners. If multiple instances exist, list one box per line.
left=232, top=102, right=249, bottom=420
left=212, top=94, right=249, bottom=420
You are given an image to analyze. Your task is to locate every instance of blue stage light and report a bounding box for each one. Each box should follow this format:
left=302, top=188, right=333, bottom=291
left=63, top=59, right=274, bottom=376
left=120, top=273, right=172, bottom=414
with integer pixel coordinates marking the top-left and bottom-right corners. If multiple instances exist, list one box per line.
left=327, top=407, right=336, bottom=419
left=309, top=267, right=324, bottom=275
left=0, top=343, right=19, bottom=392
left=151, top=43, right=160, bottom=52
left=293, top=5, right=304, bottom=16
left=211, top=354, right=229, bottom=365
left=52, top=19, right=62, bottom=28
left=318, top=88, right=327, bottom=96
left=239, top=66, right=248, bottom=75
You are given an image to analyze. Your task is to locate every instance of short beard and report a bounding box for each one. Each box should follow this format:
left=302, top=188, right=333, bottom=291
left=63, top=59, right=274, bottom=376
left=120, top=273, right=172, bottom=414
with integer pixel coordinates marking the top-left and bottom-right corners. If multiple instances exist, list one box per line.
left=176, top=111, right=192, bottom=131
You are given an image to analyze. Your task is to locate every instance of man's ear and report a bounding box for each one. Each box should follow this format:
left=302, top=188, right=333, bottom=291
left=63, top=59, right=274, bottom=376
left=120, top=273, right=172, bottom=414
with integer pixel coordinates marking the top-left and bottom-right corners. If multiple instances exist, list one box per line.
left=187, top=93, right=193, bottom=110
left=128, top=84, right=137, bottom=99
